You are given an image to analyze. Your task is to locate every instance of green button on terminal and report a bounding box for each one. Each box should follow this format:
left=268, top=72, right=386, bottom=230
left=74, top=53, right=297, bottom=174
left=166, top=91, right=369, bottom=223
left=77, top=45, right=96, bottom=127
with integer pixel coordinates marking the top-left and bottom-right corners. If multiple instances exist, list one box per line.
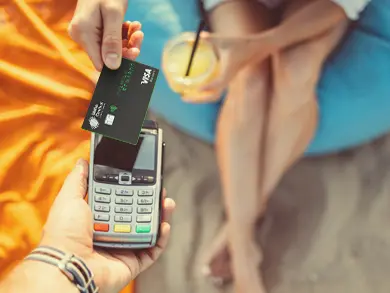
left=136, top=225, right=151, bottom=233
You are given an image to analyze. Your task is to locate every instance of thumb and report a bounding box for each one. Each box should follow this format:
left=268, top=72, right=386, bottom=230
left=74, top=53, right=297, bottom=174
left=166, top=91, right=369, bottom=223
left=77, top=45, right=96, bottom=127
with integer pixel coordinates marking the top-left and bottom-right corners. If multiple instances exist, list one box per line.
left=101, top=4, right=124, bottom=69
left=58, top=159, right=89, bottom=200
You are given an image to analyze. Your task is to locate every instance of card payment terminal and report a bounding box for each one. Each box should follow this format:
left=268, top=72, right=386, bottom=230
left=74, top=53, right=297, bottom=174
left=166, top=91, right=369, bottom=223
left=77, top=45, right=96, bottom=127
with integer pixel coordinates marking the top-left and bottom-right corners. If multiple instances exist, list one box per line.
left=88, top=120, right=164, bottom=249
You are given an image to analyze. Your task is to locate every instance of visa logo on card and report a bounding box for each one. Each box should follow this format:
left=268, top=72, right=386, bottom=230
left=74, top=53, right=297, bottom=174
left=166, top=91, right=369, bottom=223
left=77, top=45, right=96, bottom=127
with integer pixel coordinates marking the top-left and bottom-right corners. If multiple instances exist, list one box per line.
left=82, top=58, right=159, bottom=144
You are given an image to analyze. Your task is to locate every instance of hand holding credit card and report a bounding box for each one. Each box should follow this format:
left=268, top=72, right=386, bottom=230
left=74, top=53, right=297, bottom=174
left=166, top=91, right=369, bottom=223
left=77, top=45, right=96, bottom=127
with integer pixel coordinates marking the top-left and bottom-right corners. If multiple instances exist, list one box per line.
left=82, top=58, right=159, bottom=144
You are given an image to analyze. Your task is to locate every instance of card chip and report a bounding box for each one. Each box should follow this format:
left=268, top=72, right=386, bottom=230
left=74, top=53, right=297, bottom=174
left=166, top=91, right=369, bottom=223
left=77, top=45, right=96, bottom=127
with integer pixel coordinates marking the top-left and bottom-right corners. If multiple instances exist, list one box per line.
left=105, top=114, right=115, bottom=126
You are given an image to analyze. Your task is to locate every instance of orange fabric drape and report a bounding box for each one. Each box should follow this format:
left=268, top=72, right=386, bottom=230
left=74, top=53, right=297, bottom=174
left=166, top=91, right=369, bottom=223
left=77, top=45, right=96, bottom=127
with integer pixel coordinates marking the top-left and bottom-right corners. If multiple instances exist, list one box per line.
left=0, top=1, right=134, bottom=292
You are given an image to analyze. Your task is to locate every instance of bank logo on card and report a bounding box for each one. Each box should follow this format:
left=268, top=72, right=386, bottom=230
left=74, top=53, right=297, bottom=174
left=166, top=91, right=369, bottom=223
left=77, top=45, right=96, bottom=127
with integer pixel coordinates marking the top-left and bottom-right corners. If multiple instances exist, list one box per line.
left=87, top=101, right=106, bottom=129
left=92, top=102, right=106, bottom=118
left=89, top=117, right=99, bottom=129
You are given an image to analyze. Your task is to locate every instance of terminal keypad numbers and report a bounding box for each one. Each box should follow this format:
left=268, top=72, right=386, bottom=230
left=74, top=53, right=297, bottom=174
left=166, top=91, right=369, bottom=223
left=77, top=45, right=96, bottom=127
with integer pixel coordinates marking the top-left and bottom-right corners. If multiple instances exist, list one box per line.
left=93, top=186, right=155, bottom=234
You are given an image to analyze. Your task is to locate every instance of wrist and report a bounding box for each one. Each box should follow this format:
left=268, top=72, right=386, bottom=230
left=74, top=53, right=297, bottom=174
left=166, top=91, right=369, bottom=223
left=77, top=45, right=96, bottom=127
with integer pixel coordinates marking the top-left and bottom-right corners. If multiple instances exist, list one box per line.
left=0, top=259, right=79, bottom=293
left=27, top=260, right=80, bottom=292
left=38, top=237, right=110, bottom=293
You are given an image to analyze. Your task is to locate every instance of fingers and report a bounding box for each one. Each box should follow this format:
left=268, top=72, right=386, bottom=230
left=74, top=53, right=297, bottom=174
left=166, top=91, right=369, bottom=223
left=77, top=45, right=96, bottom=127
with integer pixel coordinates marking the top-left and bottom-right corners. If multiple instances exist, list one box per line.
left=123, top=48, right=140, bottom=60
left=101, top=3, right=124, bottom=69
left=135, top=189, right=175, bottom=272
left=160, top=189, right=175, bottom=222
left=122, top=21, right=142, bottom=42
left=128, top=30, right=144, bottom=49
left=181, top=90, right=223, bottom=104
left=154, top=222, right=171, bottom=254
left=122, top=22, right=144, bottom=60
left=69, top=14, right=143, bottom=70
left=137, top=222, right=171, bottom=272
left=57, top=159, right=88, bottom=200
left=106, top=190, right=175, bottom=280
left=201, top=49, right=234, bottom=91
left=179, top=33, right=233, bottom=103
left=181, top=79, right=225, bottom=103
left=68, top=20, right=104, bottom=71
left=127, top=21, right=142, bottom=39
left=79, top=34, right=104, bottom=71
left=162, top=197, right=176, bottom=223
left=122, top=21, right=131, bottom=39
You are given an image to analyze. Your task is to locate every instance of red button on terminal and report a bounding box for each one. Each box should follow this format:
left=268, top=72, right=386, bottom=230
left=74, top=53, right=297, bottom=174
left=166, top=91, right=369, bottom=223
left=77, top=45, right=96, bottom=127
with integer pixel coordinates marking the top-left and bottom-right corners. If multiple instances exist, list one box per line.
left=94, top=223, right=109, bottom=232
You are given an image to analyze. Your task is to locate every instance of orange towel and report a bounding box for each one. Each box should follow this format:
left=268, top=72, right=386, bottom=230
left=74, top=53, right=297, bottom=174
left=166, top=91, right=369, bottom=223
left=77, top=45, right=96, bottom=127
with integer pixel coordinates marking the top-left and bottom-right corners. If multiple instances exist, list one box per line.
left=0, top=1, right=134, bottom=292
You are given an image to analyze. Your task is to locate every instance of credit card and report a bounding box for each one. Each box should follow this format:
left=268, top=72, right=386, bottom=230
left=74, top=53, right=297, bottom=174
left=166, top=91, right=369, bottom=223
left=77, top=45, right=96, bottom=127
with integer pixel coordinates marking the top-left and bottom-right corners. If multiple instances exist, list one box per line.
left=82, top=58, right=159, bottom=144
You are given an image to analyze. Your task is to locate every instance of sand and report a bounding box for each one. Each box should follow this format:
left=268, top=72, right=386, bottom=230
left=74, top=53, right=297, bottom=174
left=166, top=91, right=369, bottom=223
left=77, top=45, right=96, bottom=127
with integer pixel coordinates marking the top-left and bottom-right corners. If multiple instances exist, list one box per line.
left=137, top=115, right=390, bottom=293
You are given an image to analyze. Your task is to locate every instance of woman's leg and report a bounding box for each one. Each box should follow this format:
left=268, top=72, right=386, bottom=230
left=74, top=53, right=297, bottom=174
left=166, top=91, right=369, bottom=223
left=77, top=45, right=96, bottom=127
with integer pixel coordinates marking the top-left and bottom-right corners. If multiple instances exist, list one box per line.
left=204, top=0, right=349, bottom=286
left=260, top=0, right=349, bottom=219
left=201, top=0, right=275, bottom=289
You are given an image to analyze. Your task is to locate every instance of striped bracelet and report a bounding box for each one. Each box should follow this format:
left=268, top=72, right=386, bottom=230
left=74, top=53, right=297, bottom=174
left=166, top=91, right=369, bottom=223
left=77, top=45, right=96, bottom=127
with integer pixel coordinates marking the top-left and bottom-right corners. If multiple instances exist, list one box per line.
left=24, top=246, right=99, bottom=293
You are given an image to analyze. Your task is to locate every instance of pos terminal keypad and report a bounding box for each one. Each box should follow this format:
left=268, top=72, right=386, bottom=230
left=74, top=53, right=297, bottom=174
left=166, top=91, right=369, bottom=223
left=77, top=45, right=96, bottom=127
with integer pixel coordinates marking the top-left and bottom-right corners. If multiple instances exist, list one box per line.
left=93, top=184, right=155, bottom=235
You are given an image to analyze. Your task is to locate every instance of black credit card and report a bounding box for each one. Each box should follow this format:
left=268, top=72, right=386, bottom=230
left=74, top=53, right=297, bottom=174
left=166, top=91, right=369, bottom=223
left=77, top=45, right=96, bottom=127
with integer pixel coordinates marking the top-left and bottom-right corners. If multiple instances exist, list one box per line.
left=82, top=58, right=159, bottom=144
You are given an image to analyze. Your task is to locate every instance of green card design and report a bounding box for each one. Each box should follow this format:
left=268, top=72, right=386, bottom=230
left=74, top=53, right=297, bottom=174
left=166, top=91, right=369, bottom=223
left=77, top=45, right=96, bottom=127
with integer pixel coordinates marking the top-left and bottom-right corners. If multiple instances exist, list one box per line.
left=82, top=58, right=159, bottom=145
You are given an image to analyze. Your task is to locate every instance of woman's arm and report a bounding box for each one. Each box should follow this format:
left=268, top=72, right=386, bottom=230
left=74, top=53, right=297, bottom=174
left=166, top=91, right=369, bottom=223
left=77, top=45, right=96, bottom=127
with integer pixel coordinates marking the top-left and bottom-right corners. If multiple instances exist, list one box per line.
left=0, top=260, right=81, bottom=293
left=193, top=0, right=368, bottom=98
left=269, top=0, right=349, bottom=51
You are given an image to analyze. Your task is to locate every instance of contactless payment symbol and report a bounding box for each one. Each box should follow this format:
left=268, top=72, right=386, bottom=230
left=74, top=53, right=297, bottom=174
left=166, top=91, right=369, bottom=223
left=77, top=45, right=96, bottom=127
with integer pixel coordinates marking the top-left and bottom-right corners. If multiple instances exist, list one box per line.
left=110, top=105, right=118, bottom=113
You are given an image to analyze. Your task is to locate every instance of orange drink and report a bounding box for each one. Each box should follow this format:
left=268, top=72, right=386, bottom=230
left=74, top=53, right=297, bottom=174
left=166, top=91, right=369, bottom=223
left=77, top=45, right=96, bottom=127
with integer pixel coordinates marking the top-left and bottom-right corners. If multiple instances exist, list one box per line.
left=162, top=32, right=219, bottom=96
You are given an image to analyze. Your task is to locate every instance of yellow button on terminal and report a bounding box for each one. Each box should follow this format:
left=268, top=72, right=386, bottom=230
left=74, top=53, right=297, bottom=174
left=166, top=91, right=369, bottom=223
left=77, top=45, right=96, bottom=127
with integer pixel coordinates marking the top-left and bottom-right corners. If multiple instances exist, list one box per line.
left=114, top=224, right=131, bottom=233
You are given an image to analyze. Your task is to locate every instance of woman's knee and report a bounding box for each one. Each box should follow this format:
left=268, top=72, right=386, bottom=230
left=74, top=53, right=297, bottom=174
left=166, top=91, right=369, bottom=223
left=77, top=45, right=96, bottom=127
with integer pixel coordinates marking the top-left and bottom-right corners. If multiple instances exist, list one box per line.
left=272, top=51, right=319, bottom=106
left=234, top=60, right=271, bottom=99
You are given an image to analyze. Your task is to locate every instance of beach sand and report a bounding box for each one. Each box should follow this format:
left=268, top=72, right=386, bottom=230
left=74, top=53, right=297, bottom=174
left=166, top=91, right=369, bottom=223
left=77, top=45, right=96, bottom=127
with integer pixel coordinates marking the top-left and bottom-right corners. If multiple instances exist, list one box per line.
left=137, top=116, right=390, bottom=293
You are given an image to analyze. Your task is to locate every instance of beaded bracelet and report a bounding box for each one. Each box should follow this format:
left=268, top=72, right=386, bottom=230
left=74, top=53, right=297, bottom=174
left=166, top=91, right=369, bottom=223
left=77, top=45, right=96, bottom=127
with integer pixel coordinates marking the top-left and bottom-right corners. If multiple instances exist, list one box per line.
left=25, top=246, right=99, bottom=293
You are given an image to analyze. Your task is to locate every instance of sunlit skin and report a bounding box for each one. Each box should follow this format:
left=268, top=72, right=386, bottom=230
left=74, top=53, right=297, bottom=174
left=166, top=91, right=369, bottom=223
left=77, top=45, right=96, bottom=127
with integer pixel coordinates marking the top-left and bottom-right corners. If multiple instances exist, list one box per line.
left=0, top=159, right=175, bottom=293
left=182, top=0, right=349, bottom=292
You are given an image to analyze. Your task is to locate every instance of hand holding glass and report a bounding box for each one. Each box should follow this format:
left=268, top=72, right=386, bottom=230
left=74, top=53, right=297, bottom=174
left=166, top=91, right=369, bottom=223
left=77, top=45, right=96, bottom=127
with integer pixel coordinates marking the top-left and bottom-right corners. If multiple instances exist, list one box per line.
left=162, top=30, right=276, bottom=101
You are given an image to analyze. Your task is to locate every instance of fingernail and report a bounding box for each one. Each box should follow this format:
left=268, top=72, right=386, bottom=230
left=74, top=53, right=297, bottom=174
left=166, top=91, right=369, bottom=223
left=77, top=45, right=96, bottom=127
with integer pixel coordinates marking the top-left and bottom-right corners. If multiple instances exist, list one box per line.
left=75, top=159, right=84, bottom=173
left=105, top=53, right=121, bottom=69
left=201, top=266, right=211, bottom=276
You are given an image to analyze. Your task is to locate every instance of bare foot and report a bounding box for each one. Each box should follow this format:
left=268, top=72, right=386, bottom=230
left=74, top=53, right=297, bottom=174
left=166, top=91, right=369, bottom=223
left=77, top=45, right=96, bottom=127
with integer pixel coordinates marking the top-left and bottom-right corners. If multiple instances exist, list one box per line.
left=232, top=236, right=267, bottom=293
left=201, top=225, right=232, bottom=286
left=234, top=262, right=267, bottom=293
left=201, top=223, right=263, bottom=287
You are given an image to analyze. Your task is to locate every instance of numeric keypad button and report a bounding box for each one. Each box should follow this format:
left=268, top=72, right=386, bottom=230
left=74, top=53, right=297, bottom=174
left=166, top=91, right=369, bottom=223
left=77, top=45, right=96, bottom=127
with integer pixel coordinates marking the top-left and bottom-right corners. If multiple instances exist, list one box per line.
left=115, top=197, right=133, bottom=205
left=115, top=189, right=133, bottom=196
left=94, top=214, right=110, bottom=221
left=137, top=198, right=153, bottom=205
left=95, top=195, right=110, bottom=203
left=138, top=190, right=153, bottom=196
left=94, top=204, right=110, bottom=212
left=114, top=215, right=132, bottom=222
left=115, top=206, right=132, bottom=213
left=137, top=207, right=152, bottom=214
left=136, top=215, right=151, bottom=223
left=95, top=187, right=111, bottom=194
